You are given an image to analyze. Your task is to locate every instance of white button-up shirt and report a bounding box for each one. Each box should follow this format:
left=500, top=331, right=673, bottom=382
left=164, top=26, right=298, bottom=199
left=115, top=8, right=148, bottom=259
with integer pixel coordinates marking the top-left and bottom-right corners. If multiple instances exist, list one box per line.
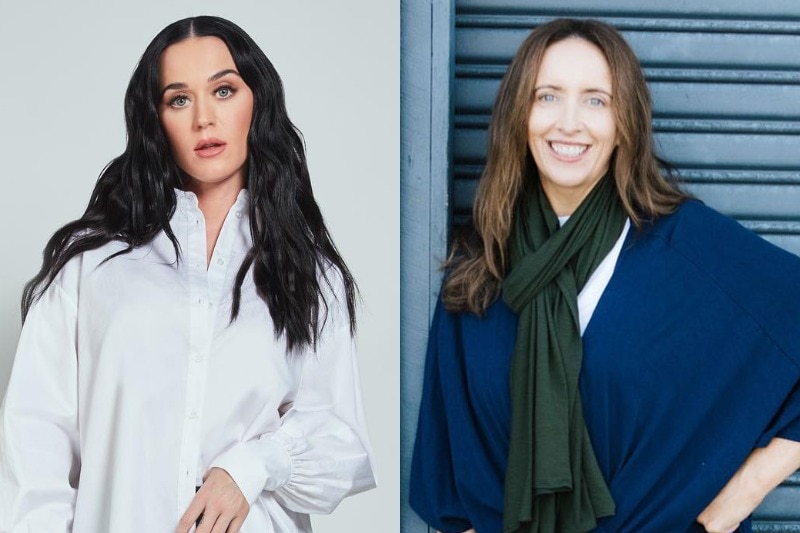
left=0, top=189, right=376, bottom=532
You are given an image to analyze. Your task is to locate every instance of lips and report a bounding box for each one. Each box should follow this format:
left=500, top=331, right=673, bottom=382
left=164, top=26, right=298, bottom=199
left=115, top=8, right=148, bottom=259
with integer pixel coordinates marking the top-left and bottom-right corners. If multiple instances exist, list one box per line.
left=194, top=138, right=227, bottom=158
left=547, top=141, right=589, bottom=160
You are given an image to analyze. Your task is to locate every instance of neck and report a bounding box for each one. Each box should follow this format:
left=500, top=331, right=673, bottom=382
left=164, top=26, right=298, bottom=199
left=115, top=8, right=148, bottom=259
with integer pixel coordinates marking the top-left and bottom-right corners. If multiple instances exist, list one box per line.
left=542, top=188, right=584, bottom=217
left=184, top=177, right=244, bottom=220
left=183, top=176, right=244, bottom=265
left=541, top=174, right=608, bottom=217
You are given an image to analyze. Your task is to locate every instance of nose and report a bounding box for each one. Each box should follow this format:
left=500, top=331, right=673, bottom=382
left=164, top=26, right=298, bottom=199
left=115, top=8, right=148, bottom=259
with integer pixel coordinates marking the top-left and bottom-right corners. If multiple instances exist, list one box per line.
left=556, top=100, right=582, bottom=135
left=194, top=96, right=215, bottom=129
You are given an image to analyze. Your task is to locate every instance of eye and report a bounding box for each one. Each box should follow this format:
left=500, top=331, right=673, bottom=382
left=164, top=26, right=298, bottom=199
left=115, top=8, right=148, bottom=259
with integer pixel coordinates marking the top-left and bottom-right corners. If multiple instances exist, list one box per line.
left=216, top=86, right=236, bottom=99
left=538, top=93, right=557, bottom=103
left=587, top=96, right=607, bottom=107
left=168, top=94, right=190, bottom=108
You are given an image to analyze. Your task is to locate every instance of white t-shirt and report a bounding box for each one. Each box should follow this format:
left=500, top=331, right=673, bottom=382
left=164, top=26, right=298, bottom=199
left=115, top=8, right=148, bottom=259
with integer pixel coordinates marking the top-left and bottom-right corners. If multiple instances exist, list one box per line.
left=557, top=216, right=631, bottom=335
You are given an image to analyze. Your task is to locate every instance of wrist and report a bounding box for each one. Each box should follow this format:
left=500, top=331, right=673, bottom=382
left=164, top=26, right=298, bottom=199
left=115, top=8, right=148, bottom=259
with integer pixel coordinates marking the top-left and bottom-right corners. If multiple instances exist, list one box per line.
left=734, top=459, right=776, bottom=507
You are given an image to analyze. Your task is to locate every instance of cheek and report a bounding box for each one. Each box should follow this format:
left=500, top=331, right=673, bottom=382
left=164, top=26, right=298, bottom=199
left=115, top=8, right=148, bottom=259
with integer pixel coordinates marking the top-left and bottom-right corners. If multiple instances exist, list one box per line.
left=232, top=98, right=254, bottom=139
left=527, top=113, right=541, bottom=137
left=527, top=109, right=556, bottom=141
left=600, top=114, right=617, bottom=145
left=527, top=128, right=540, bottom=157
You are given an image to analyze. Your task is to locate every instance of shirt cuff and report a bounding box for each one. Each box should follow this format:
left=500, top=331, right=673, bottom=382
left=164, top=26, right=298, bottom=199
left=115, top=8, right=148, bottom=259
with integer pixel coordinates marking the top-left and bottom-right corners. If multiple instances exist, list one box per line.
left=209, top=436, right=293, bottom=504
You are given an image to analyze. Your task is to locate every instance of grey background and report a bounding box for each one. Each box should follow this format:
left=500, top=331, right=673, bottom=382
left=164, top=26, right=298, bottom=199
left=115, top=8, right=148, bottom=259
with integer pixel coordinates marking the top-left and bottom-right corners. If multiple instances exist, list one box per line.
left=0, top=2, right=398, bottom=532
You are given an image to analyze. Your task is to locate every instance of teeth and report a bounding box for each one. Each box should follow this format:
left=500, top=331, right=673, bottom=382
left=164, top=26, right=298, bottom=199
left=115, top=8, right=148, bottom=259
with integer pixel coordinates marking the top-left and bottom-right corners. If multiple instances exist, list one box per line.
left=550, top=142, right=587, bottom=157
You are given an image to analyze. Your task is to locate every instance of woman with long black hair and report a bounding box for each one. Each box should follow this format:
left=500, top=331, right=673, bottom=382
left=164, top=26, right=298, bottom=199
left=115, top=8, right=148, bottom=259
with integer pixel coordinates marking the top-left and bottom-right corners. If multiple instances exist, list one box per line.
left=0, top=16, right=375, bottom=533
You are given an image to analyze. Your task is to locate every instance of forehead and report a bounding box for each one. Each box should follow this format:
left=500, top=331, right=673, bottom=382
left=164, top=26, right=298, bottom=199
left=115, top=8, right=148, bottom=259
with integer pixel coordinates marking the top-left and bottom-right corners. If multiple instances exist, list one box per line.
left=535, top=37, right=612, bottom=90
left=159, top=36, right=237, bottom=84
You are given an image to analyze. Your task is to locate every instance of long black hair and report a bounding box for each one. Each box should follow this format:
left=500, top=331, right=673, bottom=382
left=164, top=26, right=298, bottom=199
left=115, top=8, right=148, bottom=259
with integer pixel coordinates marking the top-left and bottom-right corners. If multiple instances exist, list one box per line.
left=22, top=16, right=356, bottom=351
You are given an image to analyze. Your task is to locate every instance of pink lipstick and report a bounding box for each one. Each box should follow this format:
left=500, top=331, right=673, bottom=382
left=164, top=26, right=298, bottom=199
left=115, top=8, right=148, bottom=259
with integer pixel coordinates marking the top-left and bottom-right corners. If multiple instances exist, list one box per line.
left=194, top=138, right=227, bottom=158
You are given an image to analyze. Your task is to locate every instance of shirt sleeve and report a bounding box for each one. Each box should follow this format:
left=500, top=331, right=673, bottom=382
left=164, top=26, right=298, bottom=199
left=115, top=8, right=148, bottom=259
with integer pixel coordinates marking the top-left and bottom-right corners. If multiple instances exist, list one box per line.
left=756, top=378, right=800, bottom=447
left=0, top=281, right=81, bottom=533
left=209, top=272, right=376, bottom=514
left=409, top=299, right=473, bottom=533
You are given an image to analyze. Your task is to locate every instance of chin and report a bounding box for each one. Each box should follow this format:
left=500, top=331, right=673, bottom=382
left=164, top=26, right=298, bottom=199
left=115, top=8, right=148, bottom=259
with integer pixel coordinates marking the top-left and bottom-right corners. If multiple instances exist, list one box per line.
left=185, top=168, right=240, bottom=182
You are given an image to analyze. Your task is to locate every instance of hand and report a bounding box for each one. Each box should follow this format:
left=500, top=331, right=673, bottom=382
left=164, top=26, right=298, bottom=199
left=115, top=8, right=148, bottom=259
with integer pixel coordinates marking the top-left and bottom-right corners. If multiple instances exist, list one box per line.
left=696, top=506, right=742, bottom=533
left=176, top=467, right=250, bottom=533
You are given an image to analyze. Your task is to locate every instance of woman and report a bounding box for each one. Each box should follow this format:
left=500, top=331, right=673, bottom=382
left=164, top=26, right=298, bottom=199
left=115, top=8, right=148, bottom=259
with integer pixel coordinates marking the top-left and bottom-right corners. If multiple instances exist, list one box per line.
left=410, top=18, right=800, bottom=533
left=0, top=16, right=375, bottom=533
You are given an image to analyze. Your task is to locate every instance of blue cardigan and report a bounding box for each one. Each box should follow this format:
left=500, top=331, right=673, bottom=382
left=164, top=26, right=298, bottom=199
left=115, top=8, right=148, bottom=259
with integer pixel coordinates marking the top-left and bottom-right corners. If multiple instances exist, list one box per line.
left=410, top=201, right=800, bottom=533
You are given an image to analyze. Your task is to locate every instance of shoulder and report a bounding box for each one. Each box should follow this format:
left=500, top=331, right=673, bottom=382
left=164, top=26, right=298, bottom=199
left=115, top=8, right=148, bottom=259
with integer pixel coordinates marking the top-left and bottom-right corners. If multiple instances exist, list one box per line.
left=635, top=199, right=800, bottom=363
left=643, top=199, right=800, bottom=272
left=645, top=199, right=744, bottom=243
left=47, top=241, right=117, bottom=292
left=48, top=235, right=165, bottom=304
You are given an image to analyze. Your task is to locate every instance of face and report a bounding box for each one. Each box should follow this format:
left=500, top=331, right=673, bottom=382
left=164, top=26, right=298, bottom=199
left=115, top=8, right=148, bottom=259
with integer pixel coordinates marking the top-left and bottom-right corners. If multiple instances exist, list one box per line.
left=158, top=36, right=254, bottom=192
left=527, top=37, right=617, bottom=215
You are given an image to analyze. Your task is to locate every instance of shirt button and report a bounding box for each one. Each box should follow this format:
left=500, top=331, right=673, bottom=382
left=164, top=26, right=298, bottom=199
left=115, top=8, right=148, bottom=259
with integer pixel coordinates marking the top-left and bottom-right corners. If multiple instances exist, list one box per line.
left=194, top=219, right=200, bottom=226
left=217, top=258, right=225, bottom=266
left=188, top=411, right=198, bottom=420
left=197, top=297, right=204, bottom=305
left=235, top=211, right=242, bottom=218
left=193, top=353, right=203, bottom=362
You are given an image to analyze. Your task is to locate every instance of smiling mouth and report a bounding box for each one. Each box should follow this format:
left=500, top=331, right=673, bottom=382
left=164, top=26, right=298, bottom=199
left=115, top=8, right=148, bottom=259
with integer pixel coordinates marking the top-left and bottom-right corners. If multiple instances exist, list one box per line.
left=548, top=141, right=589, bottom=158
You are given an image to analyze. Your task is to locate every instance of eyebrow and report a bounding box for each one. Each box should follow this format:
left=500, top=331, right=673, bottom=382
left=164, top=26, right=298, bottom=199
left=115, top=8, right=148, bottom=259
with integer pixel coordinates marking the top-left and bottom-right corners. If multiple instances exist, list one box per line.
left=160, top=69, right=242, bottom=96
left=534, top=84, right=613, bottom=97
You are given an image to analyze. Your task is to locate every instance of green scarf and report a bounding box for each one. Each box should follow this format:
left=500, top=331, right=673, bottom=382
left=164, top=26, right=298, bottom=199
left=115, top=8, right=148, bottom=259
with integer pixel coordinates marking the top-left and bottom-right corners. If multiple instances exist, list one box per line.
left=502, top=175, right=625, bottom=533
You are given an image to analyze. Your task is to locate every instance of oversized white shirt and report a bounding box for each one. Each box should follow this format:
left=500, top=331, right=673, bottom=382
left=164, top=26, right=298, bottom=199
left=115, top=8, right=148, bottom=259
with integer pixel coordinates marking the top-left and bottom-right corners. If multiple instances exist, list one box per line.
left=0, top=189, right=376, bottom=532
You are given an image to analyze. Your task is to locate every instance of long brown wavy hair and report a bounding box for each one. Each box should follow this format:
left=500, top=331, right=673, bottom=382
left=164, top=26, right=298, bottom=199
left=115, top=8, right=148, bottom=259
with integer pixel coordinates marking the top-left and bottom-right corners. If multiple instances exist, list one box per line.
left=443, top=18, right=688, bottom=314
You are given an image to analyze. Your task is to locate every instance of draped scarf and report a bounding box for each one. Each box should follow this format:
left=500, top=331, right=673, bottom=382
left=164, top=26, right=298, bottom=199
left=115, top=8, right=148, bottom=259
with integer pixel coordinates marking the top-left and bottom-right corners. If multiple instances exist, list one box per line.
left=502, top=174, right=626, bottom=533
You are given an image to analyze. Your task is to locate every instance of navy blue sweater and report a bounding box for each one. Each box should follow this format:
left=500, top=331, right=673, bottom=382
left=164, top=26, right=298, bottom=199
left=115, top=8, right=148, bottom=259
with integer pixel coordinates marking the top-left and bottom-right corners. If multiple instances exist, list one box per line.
left=410, top=201, right=800, bottom=533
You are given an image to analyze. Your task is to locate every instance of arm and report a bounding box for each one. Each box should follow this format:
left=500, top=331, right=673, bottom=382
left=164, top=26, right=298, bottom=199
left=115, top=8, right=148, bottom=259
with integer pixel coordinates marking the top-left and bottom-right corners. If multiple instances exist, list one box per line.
left=0, top=281, right=80, bottom=533
left=199, top=275, right=376, bottom=515
left=409, top=300, right=474, bottom=533
left=697, top=437, right=800, bottom=533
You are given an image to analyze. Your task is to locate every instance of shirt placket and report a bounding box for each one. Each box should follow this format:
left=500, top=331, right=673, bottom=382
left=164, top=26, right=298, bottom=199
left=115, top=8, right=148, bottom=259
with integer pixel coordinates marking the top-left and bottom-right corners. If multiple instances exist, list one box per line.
left=178, top=206, right=214, bottom=503
left=194, top=203, right=237, bottom=482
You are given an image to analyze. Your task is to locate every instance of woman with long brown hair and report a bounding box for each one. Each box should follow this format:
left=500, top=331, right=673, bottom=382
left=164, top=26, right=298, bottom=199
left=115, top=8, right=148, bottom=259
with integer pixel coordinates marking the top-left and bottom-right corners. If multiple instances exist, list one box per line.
left=411, top=18, right=800, bottom=533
